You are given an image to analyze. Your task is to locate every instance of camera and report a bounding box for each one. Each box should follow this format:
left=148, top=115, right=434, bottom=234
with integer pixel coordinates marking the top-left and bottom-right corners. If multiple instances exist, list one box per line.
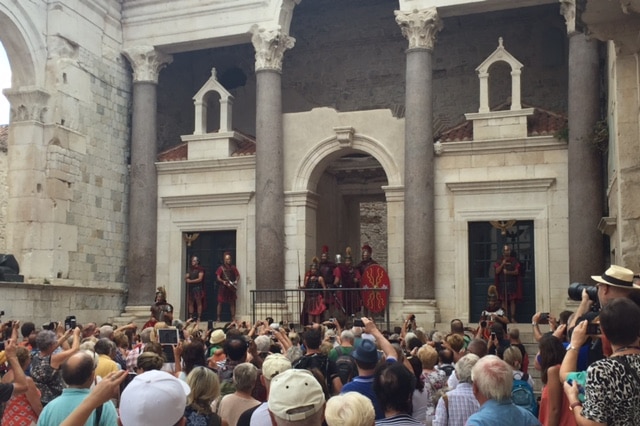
left=409, top=314, right=416, bottom=321
left=0, top=310, right=4, bottom=316
left=539, top=313, right=550, bottom=324
left=43, top=321, right=57, bottom=331
left=480, top=320, right=487, bottom=328
left=568, top=282, right=599, bottom=304
left=353, top=318, right=364, bottom=327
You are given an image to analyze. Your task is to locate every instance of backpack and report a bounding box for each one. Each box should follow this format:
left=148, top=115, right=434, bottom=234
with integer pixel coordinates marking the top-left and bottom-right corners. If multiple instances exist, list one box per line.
left=293, top=353, right=331, bottom=390
left=217, top=362, right=236, bottom=397
left=334, top=348, right=357, bottom=385
left=511, top=373, right=538, bottom=416
left=439, top=364, right=455, bottom=378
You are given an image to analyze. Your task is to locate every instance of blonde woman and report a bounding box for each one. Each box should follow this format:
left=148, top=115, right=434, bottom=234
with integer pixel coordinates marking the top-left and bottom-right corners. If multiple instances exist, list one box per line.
left=185, top=367, right=227, bottom=426
left=326, top=392, right=375, bottom=426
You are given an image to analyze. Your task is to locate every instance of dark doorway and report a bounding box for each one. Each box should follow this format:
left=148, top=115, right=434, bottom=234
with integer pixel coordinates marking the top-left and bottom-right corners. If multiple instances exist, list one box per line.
left=468, top=221, right=535, bottom=324
left=184, top=230, right=236, bottom=321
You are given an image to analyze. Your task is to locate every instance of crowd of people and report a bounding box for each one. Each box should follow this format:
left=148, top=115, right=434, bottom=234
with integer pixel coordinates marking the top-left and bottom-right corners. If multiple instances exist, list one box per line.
left=0, top=264, right=639, bottom=425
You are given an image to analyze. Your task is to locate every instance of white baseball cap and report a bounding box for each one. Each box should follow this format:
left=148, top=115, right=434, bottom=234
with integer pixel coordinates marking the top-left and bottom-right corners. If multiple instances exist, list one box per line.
left=120, top=370, right=191, bottom=426
left=268, top=369, right=325, bottom=421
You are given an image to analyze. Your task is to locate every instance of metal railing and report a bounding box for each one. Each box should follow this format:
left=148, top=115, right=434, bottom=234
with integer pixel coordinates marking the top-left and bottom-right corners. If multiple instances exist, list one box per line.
left=250, top=287, right=390, bottom=331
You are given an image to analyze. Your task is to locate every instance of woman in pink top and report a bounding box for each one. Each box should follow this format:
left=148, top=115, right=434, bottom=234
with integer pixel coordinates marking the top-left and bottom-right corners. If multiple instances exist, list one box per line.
left=1, top=346, right=42, bottom=425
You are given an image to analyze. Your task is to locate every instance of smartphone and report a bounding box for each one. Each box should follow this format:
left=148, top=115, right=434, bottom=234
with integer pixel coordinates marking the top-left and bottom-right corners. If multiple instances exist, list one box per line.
left=64, top=315, right=77, bottom=331
left=207, top=320, right=214, bottom=330
left=158, top=328, right=180, bottom=345
left=490, top=332, right=496, bottom=341
left=586, top=322, right=601, bottom=335
left=353, top=319, right=365, bottom=327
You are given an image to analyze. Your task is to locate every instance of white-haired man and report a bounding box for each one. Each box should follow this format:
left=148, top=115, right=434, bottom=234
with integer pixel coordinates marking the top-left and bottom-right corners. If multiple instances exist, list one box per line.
left=433, top=354, right=480, bottom=426
left=466, top=355, right=540, bottom=426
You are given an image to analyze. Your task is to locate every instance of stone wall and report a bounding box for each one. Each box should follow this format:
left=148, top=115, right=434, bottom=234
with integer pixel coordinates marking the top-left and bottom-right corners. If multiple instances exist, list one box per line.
left=361, top=201, right=388, bottom=269
left=155, top=2, right=567, bottom=151
left=0, top=281, right=126, bottom=327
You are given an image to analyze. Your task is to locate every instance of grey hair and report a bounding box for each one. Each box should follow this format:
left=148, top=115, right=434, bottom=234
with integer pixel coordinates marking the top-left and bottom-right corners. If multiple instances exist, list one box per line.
left=233, top=362, right=258, bottom=392
left=35, top=330, right=57, bottom=352
left=471, top=355, right=513, bottom=401
left=341, top=330, right=355, bottom=343
left=254, top=335, right=271, bottom=353
left=455, top=353, right=479, bottom=384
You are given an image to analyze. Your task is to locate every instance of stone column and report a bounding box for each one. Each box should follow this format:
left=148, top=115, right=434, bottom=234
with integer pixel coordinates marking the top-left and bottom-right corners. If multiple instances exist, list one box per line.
left=251, top=26, right=295, bottom=291
left=395, top=9, right=442, bottom=300
left=122, top=46, right=172, bottom=306
left=561, top=1, right=603, bottom=282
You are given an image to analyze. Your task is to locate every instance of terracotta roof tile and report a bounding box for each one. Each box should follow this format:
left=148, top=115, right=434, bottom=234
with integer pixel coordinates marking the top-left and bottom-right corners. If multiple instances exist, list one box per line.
left=157, top=142, right=187, bottom=162
left=157, top=130, right=256, bottom=162
left=436, top=102, right=567, bottom=143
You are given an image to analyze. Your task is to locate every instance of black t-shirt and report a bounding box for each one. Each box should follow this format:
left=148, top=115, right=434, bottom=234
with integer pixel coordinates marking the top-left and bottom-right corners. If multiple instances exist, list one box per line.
left=0, top=383, right=13, bottom=402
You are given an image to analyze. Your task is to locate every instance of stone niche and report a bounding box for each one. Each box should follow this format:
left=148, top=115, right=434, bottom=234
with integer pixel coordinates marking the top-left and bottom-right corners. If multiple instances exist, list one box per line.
left=464, top=37, right=534, bottom=141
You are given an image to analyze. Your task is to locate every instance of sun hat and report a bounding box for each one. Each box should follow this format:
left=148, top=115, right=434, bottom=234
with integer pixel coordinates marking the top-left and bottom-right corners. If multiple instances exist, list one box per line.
left=120, top=370, right=190, bottom=426
left=591, top=265, right=639, bottom=289
left=262, top=353, right=292, bottom=381
left=209, top=329, right=226, bottom=345
left=268, top=369, right=325, bottom=421
left=352, top=338, right=379, bottom=364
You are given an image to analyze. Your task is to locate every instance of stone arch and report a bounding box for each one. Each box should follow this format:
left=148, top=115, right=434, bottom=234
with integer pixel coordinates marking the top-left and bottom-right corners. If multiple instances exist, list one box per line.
left=293, top=131, right=401, bottom=192
left=0, top=2, right=46, bottom=87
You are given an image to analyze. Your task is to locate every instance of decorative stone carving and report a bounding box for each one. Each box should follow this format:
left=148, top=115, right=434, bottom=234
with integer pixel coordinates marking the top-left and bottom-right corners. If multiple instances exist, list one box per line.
left=122, top=46, right=173, bottom=83
left=250, top=25, right=296, bottom=72
left=334, top=126, right=355, bottom=149
left=3, top=86, right=51, bottom=123
left=394, top=8, right=443, bottom=51
left=559, top=0, right=577, bottom=35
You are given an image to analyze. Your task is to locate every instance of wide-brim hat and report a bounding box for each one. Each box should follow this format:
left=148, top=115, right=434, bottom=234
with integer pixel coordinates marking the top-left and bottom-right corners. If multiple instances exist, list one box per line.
left=209, top=329, right=226, bottom=345
left=591, top=265, right=640, bottom=290
left=352, top=338, right=379, bottom=364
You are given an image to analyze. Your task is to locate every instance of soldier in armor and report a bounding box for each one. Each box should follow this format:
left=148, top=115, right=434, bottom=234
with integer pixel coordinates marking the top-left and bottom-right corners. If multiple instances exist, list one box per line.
left=143, top=287, right=174, bottom=329
left=216, top=252, right=239, bottom=322
left=185, top=256, right=206, bottom=321
left=336, top=247, right=362, bottom=317
left=301, top=257, right=327, bottom=325
left=494, top=244, right=522, bottom=321
left=356, top=244, right=377, bottom=276
left=319, top=245, right=342, bottom=317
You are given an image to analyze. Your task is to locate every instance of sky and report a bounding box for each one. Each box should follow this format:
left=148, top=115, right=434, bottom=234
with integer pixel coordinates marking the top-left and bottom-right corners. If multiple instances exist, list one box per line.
left=0, top=43, right=11, bottom=125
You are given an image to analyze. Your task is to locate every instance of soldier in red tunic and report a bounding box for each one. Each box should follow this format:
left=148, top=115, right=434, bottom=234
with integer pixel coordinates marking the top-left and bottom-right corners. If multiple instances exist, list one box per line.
left=301, top=257, right=327, bottom=325
left=494, top=244, right=523, bottom=321
left=216, top=252, right=239, bottom=322
left=336, top=247, right=362, bottom=317
left=356, top=244, right=377, bottom=276
left=185, top=256, right=205, bottom=321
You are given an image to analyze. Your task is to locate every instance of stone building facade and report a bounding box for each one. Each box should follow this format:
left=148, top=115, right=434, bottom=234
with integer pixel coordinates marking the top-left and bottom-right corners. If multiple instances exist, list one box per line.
left=0, top=0, right=636, bottom=326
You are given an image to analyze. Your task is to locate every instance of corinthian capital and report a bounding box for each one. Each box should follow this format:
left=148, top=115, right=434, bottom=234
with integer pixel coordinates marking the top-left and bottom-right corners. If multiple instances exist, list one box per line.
left=559, top=0, right=577, bottom=35
left=395, top=8, right=443, bottom=51
left=250, top=25, right=296, bottom=72
left=122, top=46, right=173, bottom=83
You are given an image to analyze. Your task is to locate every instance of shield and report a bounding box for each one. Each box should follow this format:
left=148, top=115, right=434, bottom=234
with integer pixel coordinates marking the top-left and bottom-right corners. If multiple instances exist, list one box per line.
left=361, top=264, right=390, bottom=313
